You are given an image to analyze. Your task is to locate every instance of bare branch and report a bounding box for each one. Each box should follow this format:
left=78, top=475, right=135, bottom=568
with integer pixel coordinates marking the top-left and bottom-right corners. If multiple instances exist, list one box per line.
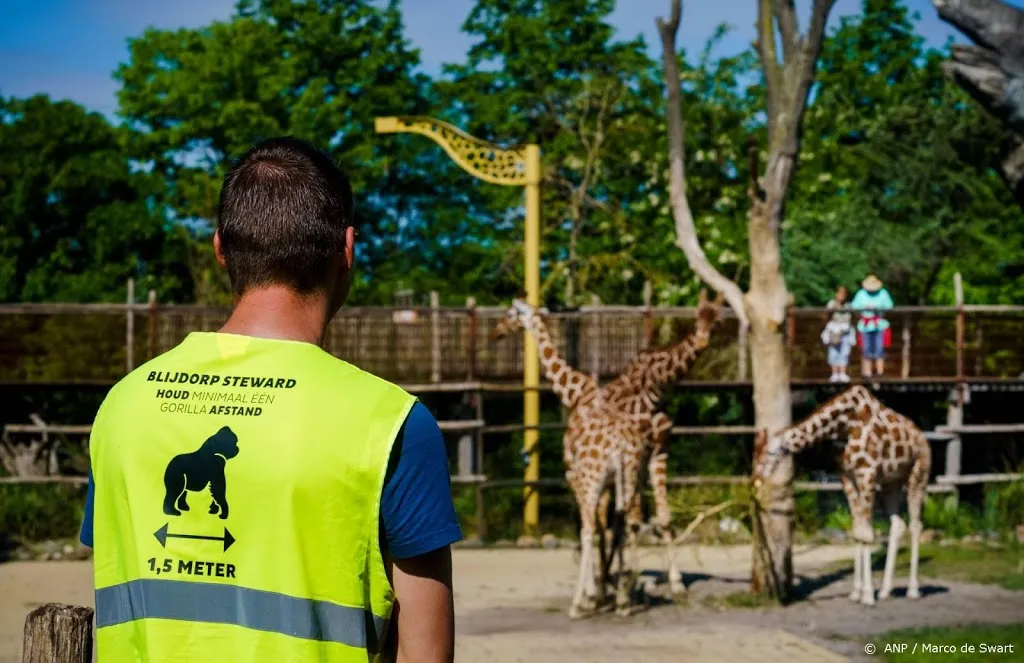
left=755, top=0, right=783, bottom=135
left=657, top=0, right=749, bottom=327
left=774, top=0, right=800, bottom=65
left=805, top=0, right=837, bottom=67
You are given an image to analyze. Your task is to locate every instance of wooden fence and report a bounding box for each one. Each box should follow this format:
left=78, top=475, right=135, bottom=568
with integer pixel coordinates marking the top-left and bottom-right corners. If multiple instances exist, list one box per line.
left=1, top=287, right=1023, bottom=385
left=5, top=410, right=1022, bottom=539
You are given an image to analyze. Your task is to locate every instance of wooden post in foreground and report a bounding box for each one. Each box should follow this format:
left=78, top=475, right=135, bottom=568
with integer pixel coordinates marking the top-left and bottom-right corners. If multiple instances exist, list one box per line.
left=22, top=603, right=93, bottom=663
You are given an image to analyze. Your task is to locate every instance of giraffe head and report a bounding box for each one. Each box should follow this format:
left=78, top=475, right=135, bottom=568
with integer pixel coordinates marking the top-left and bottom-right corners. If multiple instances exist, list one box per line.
left=490, top=297, right=547, bottom=341
left=692, top=288, right=724, bottom=349
left=751, top=428, right=789, bottom=486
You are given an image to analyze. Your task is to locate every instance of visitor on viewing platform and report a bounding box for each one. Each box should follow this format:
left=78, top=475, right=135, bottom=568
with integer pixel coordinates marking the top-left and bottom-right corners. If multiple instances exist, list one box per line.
left=822, top=285, right=855, bottom=383
left=851, top=273, right=894, bottom=378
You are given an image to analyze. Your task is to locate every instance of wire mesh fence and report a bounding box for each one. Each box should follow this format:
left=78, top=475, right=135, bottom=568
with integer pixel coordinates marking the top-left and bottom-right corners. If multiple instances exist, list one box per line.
left=1, top=302, right=1022, bottom=384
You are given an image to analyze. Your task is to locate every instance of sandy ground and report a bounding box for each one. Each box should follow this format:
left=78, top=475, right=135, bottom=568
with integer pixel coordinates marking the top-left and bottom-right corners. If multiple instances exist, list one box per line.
left=3, top=544, right=1023, bottom=662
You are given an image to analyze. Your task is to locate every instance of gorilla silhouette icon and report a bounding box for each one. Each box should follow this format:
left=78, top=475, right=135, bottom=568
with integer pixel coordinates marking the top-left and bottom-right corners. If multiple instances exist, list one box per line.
left=162, top=426, right=240, bottom=520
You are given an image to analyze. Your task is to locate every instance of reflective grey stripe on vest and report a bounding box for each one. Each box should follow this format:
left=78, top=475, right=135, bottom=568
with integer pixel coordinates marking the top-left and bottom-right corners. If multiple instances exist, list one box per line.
left=96, top=579, right=388, bottom=652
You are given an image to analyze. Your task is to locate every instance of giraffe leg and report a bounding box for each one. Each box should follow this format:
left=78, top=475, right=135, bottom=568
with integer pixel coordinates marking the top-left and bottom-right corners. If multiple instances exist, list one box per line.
left=569, top=477, right=600, bottom=619
left=570, top=520, right=596, bottom=619
left=847, top=470, right=877, bottom=605
left=840, top=475, right=862, bottom=601
left=648, top=442, right=683, bottom=595
left=878, top=490, right=905, bottom=601
left=596, top=489, right=612, bottom=603
left=615, top=459, right=639, bottom=617
left=860, top=544, right=875, bottom=606
left=906, top=458, right=928, bottom=600
left=850, top=543, right=863, bottom=601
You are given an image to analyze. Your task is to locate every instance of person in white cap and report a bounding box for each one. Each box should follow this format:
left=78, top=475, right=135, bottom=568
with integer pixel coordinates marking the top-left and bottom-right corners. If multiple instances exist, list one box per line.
left=851, top=273, right=894, bottom=378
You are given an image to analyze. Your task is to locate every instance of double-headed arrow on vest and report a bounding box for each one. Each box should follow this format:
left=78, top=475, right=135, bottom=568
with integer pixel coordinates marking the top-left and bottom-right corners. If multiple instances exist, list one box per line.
left=154, top=523, right=236, bottom=552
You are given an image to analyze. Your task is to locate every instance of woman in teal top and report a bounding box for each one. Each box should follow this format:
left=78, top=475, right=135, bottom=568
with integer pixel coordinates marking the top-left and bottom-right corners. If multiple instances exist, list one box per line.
left=851, top=273, right=894, bottom=378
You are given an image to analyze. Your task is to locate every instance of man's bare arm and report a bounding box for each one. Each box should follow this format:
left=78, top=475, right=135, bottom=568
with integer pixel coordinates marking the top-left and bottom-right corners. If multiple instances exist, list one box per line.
left=389, top=545, right=455, bottom=663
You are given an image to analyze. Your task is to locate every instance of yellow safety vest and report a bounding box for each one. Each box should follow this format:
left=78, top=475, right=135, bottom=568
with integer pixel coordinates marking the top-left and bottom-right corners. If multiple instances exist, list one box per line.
left=90, top=332, right=416, bottom=662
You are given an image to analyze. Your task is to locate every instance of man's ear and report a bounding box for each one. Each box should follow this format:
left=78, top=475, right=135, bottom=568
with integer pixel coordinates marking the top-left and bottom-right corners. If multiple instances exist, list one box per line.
left=213, top=229, right=227, bottom=268
left=342, top=225, right=356, bottom=271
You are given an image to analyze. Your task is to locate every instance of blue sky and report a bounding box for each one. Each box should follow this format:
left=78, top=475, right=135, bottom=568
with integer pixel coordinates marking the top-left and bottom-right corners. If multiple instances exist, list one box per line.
left=0, top=0, right=991, bottom=119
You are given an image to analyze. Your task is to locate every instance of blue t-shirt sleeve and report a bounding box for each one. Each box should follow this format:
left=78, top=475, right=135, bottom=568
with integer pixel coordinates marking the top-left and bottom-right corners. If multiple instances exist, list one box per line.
left=380, top=402, right=463, bottom=559
left=80, top=470, right=95, bottom=548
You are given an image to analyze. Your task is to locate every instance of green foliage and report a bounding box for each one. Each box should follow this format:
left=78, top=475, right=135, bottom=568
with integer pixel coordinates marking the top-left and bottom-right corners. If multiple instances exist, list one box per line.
left=908, top=542, right=1024, bottom=590
left=875, top=624, right=1024, bottom=662
left=824, top=505, right=853, bottom=533
left=922, top=494, right=983, bottom=538
left=787, top=0, right=1024, bottom=306
left=984, top=475, right=1024, bottom=532
left=0, top=484, right=86, bottom=545
left=3, top=0, right=1022, bottom=310
left=0, top=95, right=190, bottom=303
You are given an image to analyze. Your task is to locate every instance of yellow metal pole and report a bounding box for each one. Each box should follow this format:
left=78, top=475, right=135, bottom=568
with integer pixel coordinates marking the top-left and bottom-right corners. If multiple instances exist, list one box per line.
left=374, top=116, right=544, bottom=534
left=522, top=144, right=541, bottom=535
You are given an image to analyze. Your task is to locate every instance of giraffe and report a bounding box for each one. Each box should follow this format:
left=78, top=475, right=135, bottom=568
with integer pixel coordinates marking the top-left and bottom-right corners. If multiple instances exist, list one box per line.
left=490, top=298, right=650, bottom=617
left=594, top=289, right=724, bottom=594
left=752, top=385, right=932, bottom=605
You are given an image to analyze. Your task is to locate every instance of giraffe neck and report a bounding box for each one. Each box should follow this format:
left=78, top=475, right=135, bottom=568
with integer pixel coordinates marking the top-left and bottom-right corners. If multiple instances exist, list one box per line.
left=603, top=333, right=701, bottom=415
left=780, top=387, right=875, bottom=455
left=524, top=312, right=593, bottom=409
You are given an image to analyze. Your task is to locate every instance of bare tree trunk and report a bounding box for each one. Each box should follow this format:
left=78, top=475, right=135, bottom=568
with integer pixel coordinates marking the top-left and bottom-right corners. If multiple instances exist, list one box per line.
left=746, top=186, right=794, bottom=597
left=657, top=0, right=835, bottom=601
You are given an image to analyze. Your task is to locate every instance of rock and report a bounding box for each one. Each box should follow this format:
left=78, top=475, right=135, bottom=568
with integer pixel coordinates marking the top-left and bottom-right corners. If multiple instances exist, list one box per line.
left=961, top=534, right=983, bottom=545
left=62, top=544, right=75, bottom=556
left=1016, top=524, right=1024, bottom=544
left=540, top=534, right=559, bottom=549
left=938, top=538, right=955, bottom=547
left=516, top=535, right=539, bottom=549
left=458, top=537, right=486, bottom=549
left=494, top=539, right=515, bottom=549
left=920, top=529, right=938, bottom=544
left=821, top=527, right=847, bottom=544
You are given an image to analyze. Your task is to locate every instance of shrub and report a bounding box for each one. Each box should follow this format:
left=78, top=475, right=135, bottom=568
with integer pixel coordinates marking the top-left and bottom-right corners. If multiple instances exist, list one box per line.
left=0, top=483, right=86, bottom=546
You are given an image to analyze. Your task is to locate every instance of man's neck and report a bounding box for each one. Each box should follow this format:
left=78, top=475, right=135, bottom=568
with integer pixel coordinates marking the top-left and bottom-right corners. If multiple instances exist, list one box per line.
left=218, top=285, right=333, bottom=347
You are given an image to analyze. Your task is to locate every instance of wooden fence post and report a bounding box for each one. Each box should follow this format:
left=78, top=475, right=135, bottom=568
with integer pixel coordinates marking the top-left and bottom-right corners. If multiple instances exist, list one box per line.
left=955, top=272, right=964, bottom=383
left=125, top=278, right=135, bottom=374
left=589, top=294, right=601, bottom=379
left=900, top=316, right=911, bottom=379
left=473, top=387, right=487, bottom=540
left=643, top=280, right=653, bottom=348
left=430, top=291, right=441, bottom=383
left=22, top=603, right=93, bottom=663
left=466, top=297, right=477, bottom=381
left=146, top=289, right=158, bottom=361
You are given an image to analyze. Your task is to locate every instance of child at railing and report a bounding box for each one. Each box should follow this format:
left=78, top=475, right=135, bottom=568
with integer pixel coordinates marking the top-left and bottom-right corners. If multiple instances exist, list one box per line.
left=852, top=274, right=894, bottom=378
left=822, top=286, right=855, bottom=382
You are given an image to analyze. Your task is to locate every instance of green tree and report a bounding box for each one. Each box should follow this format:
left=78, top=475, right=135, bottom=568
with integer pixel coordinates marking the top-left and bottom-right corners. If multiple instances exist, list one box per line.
left=0, top=95, right=188, bottom=303
left=115, top=0, right=471, bottom=304
left=786, top=0, right=1024, bottom=305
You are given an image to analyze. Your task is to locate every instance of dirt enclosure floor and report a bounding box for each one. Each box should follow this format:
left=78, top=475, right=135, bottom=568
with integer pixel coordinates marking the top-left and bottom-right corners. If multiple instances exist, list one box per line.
left=2, top=544, right=1023, bottom=662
